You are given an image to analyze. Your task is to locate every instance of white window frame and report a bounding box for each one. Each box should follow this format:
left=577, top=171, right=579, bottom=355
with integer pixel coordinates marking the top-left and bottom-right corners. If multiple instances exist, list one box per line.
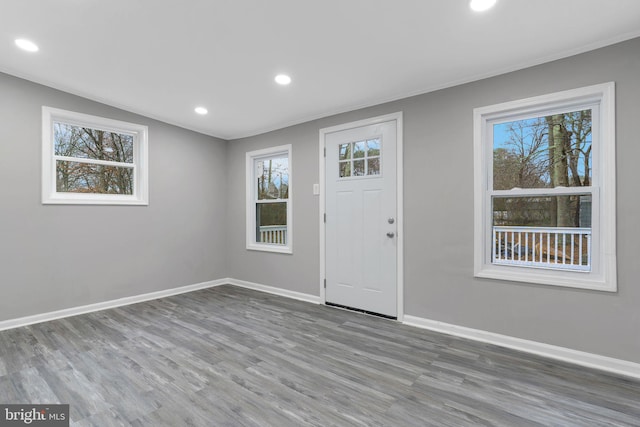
left=473, top=82, right=616, bottom=291
left=42, top=107, right=149, bottom=205
left=246, top=144, right=293, bottom=254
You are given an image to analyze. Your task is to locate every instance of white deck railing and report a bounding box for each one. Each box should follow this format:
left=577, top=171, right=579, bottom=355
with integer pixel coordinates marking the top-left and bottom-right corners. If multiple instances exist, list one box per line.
left=259, top=225, right=287, bottom=244
left=493, top=226, right=591, bottom=271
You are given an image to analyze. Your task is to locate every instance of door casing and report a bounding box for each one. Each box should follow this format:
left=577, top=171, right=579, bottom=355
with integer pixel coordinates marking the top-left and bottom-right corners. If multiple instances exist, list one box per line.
left=319, top=112, right=404, bottom=321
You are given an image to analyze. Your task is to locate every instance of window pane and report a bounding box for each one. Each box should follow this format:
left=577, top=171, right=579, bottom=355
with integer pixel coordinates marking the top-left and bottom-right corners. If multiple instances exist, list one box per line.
left=54, top=122, right=134, bottom=163
left=56, top=160, right=133, bottom=194
left=256, top=202, right=287, bottom=245
left=492, top=195, right=592, bottom=269
left=367, top=158, right=380, bottom=175
left=353, top=141, right=365, bottom=158
left=256, top=157, right=289, bottom=200
left=493, top=110, right=592, bottom=190
left=493, top=195, right=591, bottom=228
left=339, top=143, right=351, bottom=160
left=339, top=161, right=351, bottom=178
left=366, top=139, right=380, bottom=156
left=353, top=160, right=365, bottom=176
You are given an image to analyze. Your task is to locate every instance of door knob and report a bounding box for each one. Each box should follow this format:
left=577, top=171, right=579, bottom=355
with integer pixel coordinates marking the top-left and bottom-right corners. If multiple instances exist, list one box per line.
left=386, top=232, right=395, bottom=238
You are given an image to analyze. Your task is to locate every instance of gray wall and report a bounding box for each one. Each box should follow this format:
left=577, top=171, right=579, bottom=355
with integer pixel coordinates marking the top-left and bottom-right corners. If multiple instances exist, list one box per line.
left=226, top=37, right=640, bottom=363
left=227, top=126, right=320, bottom=295
left=0, top=72, right=228, bottom=321
left=2, top=37, right=638, bottom=364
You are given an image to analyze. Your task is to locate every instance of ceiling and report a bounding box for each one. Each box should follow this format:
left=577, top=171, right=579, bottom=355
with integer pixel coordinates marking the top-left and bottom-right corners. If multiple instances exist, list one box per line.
left=2, top=1, right=640, bottom=140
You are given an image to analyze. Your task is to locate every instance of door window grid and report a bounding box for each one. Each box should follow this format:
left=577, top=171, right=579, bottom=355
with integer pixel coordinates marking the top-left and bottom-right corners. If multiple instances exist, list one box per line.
left=339, top=138, right=381, bottom=178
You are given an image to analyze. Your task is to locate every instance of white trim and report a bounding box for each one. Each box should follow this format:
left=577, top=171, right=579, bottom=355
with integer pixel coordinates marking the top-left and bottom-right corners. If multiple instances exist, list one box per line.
left=403, top=315, right=640, bottom=380
left=0, top=279, right=228, bottom=332
left=0, top=278, right=317, bottom=333
left=54, top=155, right=136, bottom=169
left=473, top=82, right=616, bottom=291
left=42, top=106, right=149, bottom=205
left=245, top=144, right=293, bottom=254
left=227, top=278, right=321, bottom=304
left=2, top=276, right=636, bottom=380
left=396, top=114, right=405, bottom=322
left=319, top=112, right=404, bottom=320
left=319, top=132, right=327, bottom=304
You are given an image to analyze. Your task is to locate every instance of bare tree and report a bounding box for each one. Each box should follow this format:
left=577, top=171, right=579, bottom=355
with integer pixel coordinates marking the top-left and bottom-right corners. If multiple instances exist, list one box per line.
left=54, top=123, right=134, bottom=194
left=494, top=118, right=548, bottom=190
left=493, top=110, right=592, bottom=228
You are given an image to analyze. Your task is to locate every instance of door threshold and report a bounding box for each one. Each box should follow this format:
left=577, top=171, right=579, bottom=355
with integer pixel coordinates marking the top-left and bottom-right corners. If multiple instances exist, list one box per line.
left=325, top=302, right=397, bottom=320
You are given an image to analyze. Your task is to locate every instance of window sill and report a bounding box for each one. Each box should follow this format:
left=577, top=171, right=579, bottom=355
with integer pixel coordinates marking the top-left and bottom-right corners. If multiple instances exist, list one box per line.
left=246, top=244, right=292, bottom=254
left=42, top=193, right=148, bottom=205
left=474, top=264, right=616, bottom=292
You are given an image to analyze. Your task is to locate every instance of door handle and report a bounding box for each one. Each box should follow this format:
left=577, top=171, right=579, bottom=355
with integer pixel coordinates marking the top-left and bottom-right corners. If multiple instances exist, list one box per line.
left=386, top=232, right=395, bottom=238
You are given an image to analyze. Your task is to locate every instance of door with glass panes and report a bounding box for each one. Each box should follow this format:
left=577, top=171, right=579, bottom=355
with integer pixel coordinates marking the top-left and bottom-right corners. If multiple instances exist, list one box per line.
left=324, top=119, right=397, bottom=317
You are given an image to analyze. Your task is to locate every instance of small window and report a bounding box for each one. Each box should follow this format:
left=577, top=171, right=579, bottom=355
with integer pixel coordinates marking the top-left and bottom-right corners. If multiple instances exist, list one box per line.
left=338, top=138, right=381, bottom=178
left=473, top=83, right=616, bottom=291
left=246, top=145, right=292, bottom=253
left=42, top=107, right=148, bottom=205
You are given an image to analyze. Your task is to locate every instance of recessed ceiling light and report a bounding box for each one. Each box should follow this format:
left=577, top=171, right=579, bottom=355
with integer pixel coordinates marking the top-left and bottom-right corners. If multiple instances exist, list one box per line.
left=470, top=0, right=497, bottom=12
left=15, top=38, right=39, bottom=52
left=274, top=74, right=292, bottom=85
left=194, top=107, right=208, bottom=115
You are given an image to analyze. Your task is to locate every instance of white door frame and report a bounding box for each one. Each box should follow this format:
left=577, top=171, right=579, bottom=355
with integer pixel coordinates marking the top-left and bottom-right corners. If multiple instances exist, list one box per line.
left=319, top=112, right=404, bottom=321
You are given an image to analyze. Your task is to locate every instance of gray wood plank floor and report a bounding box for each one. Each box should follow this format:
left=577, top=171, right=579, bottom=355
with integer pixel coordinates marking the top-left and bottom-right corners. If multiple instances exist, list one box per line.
left=0, top=285, right=638, bottom=426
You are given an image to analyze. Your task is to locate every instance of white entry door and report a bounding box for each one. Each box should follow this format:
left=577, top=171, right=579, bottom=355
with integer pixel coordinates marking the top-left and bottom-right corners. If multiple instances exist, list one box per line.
left=324, top=118, right=398, bottom=317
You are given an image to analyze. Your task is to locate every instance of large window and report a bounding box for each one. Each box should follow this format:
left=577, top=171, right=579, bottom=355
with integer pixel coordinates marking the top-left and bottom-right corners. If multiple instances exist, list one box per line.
left=473, top=83, right=616, bottom=291
left=246, top=145, right=292, bottom=253
left=42, top=107, right=148, bottom=205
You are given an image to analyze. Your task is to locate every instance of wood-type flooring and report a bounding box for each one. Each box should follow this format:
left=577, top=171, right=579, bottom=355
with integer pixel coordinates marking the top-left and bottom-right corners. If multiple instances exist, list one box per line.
left=0, top=285, right=638, bottom=426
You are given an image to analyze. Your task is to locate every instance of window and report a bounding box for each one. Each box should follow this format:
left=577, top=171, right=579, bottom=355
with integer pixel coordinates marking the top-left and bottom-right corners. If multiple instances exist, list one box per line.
left=42, top=107, right=148, bottom=205
left=246, top=145, right=292, bottom=253
left=473, top=83, right=616, bottom=291
left=338, top=138, right=381, bottom=178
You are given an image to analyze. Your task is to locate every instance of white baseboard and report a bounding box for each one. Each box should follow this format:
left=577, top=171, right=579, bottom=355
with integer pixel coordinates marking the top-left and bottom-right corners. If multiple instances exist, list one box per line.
left=403, top=315, right=640, bottom=380
left=0, top=278, right=229, bottom=332
left=2, top=278, right=637, bottom=381
left=227, top=278, right=321, bottom=304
